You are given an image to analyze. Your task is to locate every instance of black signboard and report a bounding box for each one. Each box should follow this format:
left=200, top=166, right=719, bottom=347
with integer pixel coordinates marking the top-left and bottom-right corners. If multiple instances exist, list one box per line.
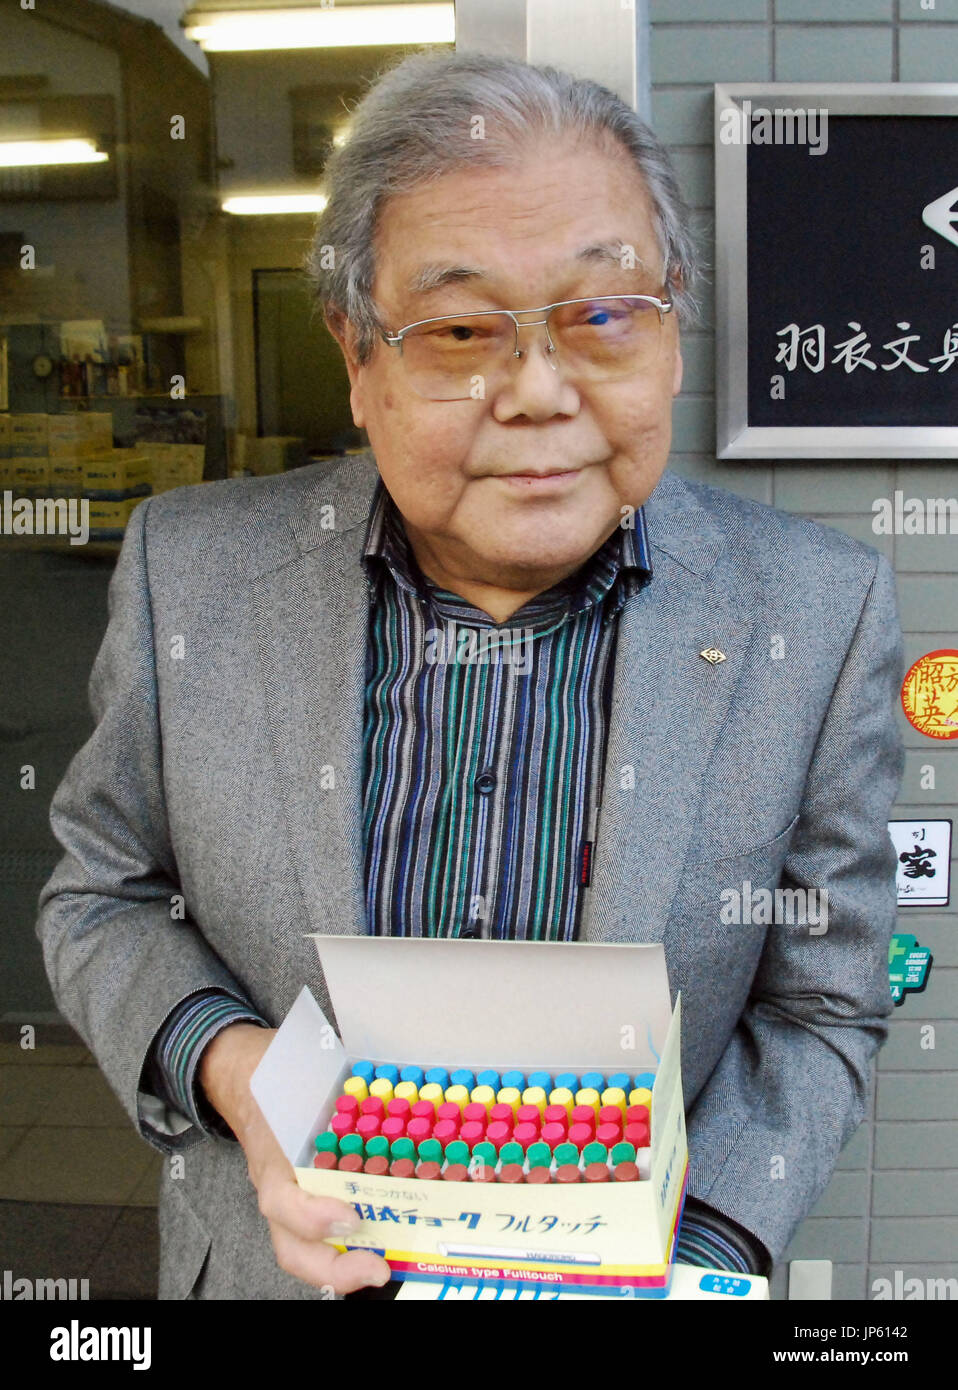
left=715, top=86, right=958, bottom=459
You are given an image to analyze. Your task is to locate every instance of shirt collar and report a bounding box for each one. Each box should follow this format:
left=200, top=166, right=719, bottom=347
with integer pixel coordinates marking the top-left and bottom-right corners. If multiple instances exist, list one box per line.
left=361, top=474, right=652, bottom=625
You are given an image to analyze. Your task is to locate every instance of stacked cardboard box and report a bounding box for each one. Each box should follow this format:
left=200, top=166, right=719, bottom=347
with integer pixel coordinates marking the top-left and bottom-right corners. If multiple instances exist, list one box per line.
left=137, top=442, right=205, bottom=494
left=2, top=411, right=116, bottom=498
left=83, top=449, right=152, bottom=538
left=10, top=414, right=49, bottom=497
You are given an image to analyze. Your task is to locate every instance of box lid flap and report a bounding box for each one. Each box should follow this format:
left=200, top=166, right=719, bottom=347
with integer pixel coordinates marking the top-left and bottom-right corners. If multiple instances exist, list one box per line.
left=308, top=935, right=672, bottom=1071
left=250, top=986, right=344, bottom=1157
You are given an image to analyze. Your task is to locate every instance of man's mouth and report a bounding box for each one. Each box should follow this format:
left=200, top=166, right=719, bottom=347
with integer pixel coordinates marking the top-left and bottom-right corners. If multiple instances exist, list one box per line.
left=494, top=467, right=585, bottom=487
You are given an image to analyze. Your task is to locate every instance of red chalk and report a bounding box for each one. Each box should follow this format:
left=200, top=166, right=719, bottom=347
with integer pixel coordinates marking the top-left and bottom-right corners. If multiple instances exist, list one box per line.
left=406, top=1117, right=432, bottom=1145
left=433, top=1120, right=459, bottom=1145
left=486, top=1120, right=512, bottom=1151
left=625, top=1122, right=650, bottom=1148
left=514, top=1122, right=539, bottom=1151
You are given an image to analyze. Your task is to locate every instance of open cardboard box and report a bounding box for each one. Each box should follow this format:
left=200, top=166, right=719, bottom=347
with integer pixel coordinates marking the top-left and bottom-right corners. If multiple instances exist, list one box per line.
left=250, top=936, right=689, bottom=1296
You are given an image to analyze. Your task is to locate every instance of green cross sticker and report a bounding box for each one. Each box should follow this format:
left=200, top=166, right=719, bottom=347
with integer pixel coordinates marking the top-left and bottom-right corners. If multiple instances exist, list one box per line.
left=889, top=933, right=933, bottom=1005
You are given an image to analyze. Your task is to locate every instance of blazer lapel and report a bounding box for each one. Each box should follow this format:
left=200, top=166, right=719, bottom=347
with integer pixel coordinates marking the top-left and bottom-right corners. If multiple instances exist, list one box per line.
left=250, top=454, right=380, bottom=939
left=582, top=469, right=757, bottom=947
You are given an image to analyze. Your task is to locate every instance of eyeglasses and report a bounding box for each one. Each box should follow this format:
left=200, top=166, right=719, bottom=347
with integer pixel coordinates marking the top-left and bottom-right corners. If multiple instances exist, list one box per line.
left=379, top=294, right=673, bottom=401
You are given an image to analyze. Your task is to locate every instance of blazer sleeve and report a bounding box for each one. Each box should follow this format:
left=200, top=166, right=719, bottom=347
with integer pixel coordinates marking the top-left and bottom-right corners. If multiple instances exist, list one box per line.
left=683, top=549, right=906, bottom=1265
left=35, top=496, right=262, bottom=1155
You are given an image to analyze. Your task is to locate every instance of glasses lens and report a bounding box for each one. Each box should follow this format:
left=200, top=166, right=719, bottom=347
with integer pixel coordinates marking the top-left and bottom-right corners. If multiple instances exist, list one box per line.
left=401, top=312, right=515, bottom=401
left=396, top=298, right=665, bottom=401
left=550, top=297, right=663, bottom=380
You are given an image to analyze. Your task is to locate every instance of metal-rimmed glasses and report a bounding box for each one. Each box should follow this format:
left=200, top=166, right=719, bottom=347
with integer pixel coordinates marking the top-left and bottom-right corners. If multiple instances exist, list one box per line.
left=379, top=293, right=673, bottom=401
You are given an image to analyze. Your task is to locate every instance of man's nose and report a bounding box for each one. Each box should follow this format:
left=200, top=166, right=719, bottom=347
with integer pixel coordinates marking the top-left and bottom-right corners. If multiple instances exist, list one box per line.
left=493, top=322, right=580, bottom=420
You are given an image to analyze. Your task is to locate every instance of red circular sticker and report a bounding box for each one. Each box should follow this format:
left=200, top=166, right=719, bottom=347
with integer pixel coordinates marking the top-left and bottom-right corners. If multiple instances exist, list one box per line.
left=901, top=649, right=958, bottom=739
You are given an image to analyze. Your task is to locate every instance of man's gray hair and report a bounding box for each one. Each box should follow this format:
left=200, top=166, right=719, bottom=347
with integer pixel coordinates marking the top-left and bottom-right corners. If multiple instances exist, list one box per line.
left=306, top=49, right=699, bottom=364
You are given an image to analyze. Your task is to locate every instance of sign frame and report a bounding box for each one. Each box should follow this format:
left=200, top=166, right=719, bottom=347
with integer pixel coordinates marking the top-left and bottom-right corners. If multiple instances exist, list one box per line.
left=714, top=83, right=958, bottom=460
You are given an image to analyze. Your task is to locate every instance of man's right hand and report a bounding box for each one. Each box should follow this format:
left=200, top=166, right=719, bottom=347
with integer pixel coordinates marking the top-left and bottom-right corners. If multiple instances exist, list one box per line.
left=199, top=1022, right=392, bottom=1296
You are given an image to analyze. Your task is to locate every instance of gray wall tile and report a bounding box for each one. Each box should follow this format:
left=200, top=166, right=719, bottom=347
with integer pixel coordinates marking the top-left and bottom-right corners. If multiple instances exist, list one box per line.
left=784, top=1217, right=867, bottom=1262
left=899, top=25, right=958, bottom=79
left=900, top=0, right=958, bottom=16
left=896, top=530, right=958, bottom=572
left=652, top=26, right=771, bottom=83
left=670, top=394, right=715, bottom=451
left=896, top=577, right=958, bottom=634
left=670, top=147, right=714, bottom=208
left=875, top=1121, right=958, bottom=1168
left=774, top=25, right=894, bottom=80
left=651, top=0, right=769, bottom=19
left=871, top=1218, right=958, bottom=1262
left=878, top=1021, right=958, bottom=1070
left=829, top=1263, right=868, bottom=1300
left=899, top=752, right=958, bottom=806
left=777, top=0, right=893, bottom=18
left=774, top=464, right=895, bottom=514
left=651, top=86, right=713, bottom=145
left=878, top=1071, right=958, bottom=1120
left=873, top=1170, right=958, bottom=1215
left=675, top=333, right=714, bottom=394
left=809, top=1171, right=870, bottom=1217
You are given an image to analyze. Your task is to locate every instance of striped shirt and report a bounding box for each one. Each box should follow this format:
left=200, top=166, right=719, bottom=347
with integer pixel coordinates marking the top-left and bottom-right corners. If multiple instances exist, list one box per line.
left=360, top=475, right=650, bottom=940
left=140, top=474, right=770, bottom=1277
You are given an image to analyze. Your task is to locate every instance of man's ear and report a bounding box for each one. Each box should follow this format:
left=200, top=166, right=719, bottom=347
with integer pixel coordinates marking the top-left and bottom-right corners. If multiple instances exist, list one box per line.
left=325, top=306, right=360, bottom=381
left=324, top=307, right=366, bottom=428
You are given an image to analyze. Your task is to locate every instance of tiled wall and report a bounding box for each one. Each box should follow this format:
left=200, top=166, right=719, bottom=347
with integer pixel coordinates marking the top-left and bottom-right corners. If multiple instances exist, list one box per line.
left=649, top=0, right=958, bottom=1300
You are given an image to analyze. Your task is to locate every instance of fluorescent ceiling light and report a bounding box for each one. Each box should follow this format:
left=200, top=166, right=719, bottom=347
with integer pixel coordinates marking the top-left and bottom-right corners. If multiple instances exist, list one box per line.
left=222, top=193, right=328, bottom=214
left=0, top=138, right=108, bottom=168
left=184, top=3, right=454, bottom=52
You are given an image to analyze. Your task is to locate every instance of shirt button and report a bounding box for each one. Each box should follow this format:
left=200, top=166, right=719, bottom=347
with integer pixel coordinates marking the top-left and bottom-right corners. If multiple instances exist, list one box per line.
left=475, top=770, right=496, bottom=794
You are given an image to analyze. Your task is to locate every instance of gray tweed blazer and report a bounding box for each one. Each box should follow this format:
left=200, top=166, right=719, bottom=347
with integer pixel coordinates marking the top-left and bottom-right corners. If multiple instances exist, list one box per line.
left=36, top=452, right=905, bottom=1298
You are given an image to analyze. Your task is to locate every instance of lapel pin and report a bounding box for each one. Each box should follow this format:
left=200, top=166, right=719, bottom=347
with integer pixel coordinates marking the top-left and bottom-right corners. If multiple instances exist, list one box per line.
left=699, top=647, right=726, bottom=664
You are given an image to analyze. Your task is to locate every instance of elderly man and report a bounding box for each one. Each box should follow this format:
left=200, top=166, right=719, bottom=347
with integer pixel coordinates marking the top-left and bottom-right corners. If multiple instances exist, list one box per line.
left=37, top=50, right=904, bottom=1300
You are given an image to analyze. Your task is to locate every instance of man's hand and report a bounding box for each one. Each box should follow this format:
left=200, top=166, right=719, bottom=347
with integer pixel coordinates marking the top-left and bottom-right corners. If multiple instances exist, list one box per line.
left=199, top=1023, right=392, bottom=1296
